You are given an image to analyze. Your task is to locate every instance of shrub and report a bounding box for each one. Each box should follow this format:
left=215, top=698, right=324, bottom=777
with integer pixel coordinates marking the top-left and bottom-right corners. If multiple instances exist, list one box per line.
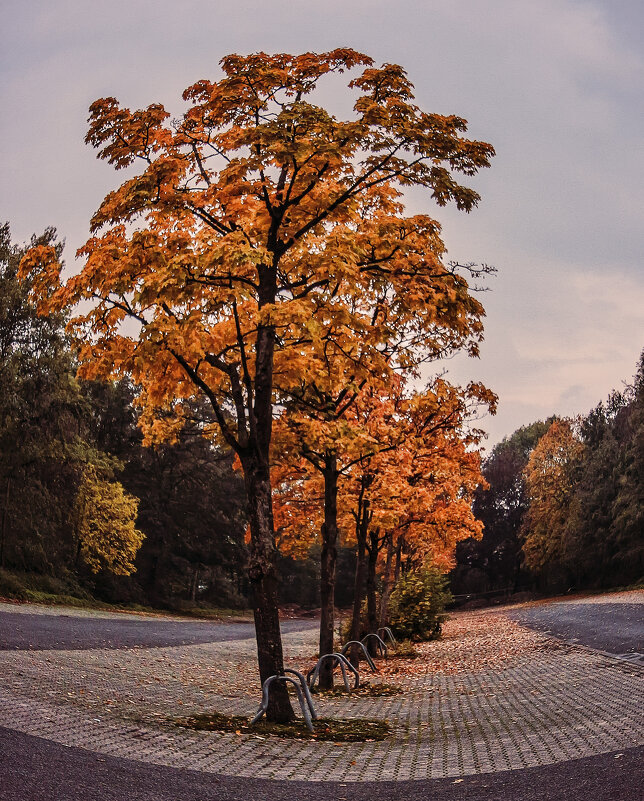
left=388, top=567, right=452, bottom=641
left=391, top=638, right=418, bottom=658
left=0, top=569, right=93, bottom=604
left=0, top=569, right=29, bottom=601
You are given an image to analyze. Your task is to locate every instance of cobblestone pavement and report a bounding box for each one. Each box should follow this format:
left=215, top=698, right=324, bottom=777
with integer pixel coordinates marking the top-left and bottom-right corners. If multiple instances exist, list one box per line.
left=0, top=593, right=642, bottom=782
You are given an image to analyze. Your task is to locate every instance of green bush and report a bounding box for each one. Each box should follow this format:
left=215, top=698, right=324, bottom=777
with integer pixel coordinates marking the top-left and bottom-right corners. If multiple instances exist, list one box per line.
left=391, top=638, right=418, bottom=658
left=388, top=567, right=452, bottom=641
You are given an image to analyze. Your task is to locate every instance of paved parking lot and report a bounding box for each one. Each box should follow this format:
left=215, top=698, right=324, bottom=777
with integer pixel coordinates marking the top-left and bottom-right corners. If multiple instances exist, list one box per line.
left=0, top=592, right=642, bottom=783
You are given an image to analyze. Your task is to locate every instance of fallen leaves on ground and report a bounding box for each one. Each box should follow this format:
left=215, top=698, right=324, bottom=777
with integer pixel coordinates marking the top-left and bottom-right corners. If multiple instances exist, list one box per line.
left=378, top=611, right=553, bottom=678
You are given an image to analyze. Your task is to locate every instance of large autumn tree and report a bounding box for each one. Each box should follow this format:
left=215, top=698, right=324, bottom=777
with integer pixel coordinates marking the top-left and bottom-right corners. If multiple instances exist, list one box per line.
left=21, top=49, right=494, bottom=721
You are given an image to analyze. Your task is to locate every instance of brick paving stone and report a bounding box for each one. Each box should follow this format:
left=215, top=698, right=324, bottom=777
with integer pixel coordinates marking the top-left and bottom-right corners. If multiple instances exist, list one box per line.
left=0, top=598, right=642, bottom=781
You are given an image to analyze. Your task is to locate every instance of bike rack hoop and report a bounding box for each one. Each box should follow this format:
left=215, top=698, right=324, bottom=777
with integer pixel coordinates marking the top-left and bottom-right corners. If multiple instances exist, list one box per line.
left=340, top=640, right=378, bottom=672
left=251, top=674, right=315, bottom=732
left=308, top=653, right=360, bottom=691
left=377, top=626, right=397, bottom=645
left=362, top=632, right=388, bottom=658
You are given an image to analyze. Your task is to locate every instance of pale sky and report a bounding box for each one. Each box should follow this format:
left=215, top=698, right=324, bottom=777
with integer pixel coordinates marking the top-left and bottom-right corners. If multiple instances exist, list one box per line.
left=2, top=0, right=643, bottom=448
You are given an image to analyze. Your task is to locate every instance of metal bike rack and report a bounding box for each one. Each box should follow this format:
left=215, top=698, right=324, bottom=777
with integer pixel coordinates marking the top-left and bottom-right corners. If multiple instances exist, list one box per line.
left=377, top=626, right=397, bottom=646
left=340, top=640, right=378, bottom=672
left=307, top=653, right=360, bottom=691
left=283, top=668, right=317, bottom=719
left=362, top=632, right=388, bottom=658
left=251, top=674, right=316, bottom=732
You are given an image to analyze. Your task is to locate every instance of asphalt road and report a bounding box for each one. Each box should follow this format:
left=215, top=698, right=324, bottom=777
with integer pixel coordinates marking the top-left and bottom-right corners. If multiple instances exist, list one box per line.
left=0, top=610, right=316, bottom=651
left=511, top=601, right=644, bottom=654
left=1, top=727, right=642, bottom=801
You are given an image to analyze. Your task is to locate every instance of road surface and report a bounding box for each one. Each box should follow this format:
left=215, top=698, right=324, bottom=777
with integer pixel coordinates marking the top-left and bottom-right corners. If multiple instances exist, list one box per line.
left=511, top=600, right=644, bottom=654
left=0, top=609, right=315, bottom=651
left=1, top=726, right=641, bottom=801
left=1, top=596, right=642, bottom=800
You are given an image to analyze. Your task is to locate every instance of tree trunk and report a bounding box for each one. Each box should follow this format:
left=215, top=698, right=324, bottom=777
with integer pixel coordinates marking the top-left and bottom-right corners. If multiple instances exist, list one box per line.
left=318, top=455, right=339, bottom=689
left=379, top=532, right=395, bottom=627
left=394, top=536, right=403, bottom=584
left=0, top=477, right=10, bottom=569
left=365, top=528, right=379, bottom=655
left=237, top=275, right=294, bottom=722
left=348, top=498, right=369, bottom=668
left=243, top=455, right=294, bottom=723
left=190, top=566, right=199, bottom=602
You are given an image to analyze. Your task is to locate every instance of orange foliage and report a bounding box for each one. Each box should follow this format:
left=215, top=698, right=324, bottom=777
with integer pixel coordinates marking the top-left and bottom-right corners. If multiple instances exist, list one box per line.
left=19, top=50, right=494, bottom=457
left=274, top=376, right=494, bottom=568
left=521, top=418, right=584, bottom=571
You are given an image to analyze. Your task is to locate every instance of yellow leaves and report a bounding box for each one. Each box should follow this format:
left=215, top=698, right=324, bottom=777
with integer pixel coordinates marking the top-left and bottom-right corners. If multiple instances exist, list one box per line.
left=75, top=464, right=144, bottom=575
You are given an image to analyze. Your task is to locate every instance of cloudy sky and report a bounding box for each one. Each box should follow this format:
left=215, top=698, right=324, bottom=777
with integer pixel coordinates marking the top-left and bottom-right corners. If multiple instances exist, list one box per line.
left=2, top=0, right=642, bottom=448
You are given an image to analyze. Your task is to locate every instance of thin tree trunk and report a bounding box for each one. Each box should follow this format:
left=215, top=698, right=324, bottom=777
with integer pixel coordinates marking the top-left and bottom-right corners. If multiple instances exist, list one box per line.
left=243, top=455, right=294, bottom=723
left=349, top=497, right=369, bottom=668
left=318, top=455, right=339, bottom=690
left=394, top=536, right=403, bottom=584
left=365, top=528, right=379, bottom=654
left=190, top=566, right=199, bottom=602
left=74, top=486, right=85, bottom=570
left=379, top=532, right=395, bottom=628
left=0, top=476, right=10, bottom=569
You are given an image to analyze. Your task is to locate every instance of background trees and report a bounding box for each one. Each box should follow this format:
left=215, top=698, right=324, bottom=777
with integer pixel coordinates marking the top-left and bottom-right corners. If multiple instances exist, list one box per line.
left=450, top=419, right=554, bottom=596
left=1, top=224, right=247, bottom=603
left=0, top=223, right=85, bottom=575
left=451, top=351, right=644, bottom=596
left=520, top=419, right=584, bottom=588
left=561, top=360, right=644, bottom=589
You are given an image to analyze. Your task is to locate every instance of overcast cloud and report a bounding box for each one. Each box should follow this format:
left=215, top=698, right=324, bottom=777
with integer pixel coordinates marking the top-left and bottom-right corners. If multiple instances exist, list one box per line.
left=1, top=0, right=642, bottom=448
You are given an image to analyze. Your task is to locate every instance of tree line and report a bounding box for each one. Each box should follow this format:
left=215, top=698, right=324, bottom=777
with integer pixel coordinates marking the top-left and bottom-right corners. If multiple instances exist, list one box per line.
left=0, top=223, right=249, bottom=607
left=451, top=352, right=644, bottom=596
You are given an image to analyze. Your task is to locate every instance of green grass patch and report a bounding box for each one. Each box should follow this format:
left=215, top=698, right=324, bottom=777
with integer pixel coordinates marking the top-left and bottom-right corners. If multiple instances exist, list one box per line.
left=310, top=682, right=402, bottom=698
left=0, top=569, right=94, bottom=606
left=177, top=712, right=391, bottom=741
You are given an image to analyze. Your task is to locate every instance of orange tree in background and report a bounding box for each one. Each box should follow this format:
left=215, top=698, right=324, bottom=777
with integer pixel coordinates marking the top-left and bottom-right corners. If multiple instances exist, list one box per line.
left=274, top=376, right=494, bottom=662
left=273, top=375, right=402, bottom=688
left=269, top=183, right=495, bottom=686
left=20, top=49, right=494, bottom=722
left=520, top=418, right=584, bottom=580
left=340, top=379, right=492, bottom=652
